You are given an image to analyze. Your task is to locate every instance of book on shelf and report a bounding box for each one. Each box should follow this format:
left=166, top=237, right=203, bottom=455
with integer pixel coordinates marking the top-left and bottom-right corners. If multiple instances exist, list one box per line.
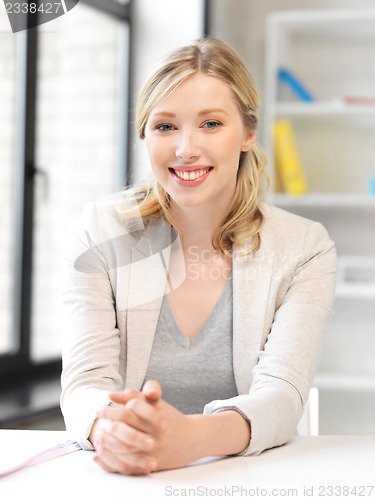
left=278, top=68, right=314, bottom=102
left=340, top=96, right=375, bottom=106
left=272, top=119, right=309, bottom=196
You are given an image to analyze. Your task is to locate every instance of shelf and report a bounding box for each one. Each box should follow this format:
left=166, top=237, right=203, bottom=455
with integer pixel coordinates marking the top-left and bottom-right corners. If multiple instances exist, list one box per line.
left=335, top=284, right=375, bottom=300
left=265, top=9, right=375, bottom=435
left=274, top=100, right=375, bottom=117
left=335, top=256, right=375, bottom=299
left=268, top=193, right=375, bottom=209
left=314, top=372, right=375, bottom=392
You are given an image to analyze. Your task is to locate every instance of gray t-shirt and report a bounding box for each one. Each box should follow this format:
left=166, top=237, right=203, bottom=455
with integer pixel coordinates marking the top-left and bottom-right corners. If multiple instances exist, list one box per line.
left=143, top=274, right=238, bottom=414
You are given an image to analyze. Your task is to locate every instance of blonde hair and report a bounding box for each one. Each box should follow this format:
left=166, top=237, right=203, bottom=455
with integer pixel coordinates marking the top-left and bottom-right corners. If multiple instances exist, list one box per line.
left=124, top=37, right=268, bottom=256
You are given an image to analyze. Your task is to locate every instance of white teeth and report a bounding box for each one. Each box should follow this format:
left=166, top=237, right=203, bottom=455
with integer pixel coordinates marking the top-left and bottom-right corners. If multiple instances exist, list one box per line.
left=174, top=169, right=209, bottom=180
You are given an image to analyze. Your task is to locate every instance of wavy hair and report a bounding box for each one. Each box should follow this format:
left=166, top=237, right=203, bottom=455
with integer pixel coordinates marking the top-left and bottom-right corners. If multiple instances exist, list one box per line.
left=123, top=37, right=269, bottom=256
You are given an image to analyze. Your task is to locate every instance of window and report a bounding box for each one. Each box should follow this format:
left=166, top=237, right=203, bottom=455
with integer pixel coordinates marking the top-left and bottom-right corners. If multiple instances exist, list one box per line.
left=0, top=0, right=131, bottom=377
left=32, top=3, right=130, bottom=361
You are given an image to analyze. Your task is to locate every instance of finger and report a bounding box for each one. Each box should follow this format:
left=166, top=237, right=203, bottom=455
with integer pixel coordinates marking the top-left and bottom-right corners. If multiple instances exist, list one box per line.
left=125, top=398, right=166, bottom=431
left=108, top=389, right=142, bottom=405
left=97, top=403, right=161, bottom=435
left=96, top=406, right=138, bottom=427
left=95, top=420, right=155, bottom=453
left=99, top=418, right=155, bottom=452
left=142, top=380, right=162, bottom=401
left=93, top=450, right=156, bottom=476
left=93, top=454, right=117, bottom=474
left=95, top=427, right=145, bottom=455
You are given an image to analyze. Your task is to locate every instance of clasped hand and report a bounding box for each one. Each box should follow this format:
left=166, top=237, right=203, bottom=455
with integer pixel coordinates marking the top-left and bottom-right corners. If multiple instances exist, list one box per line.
left=91, top=380, right=199, bottom=475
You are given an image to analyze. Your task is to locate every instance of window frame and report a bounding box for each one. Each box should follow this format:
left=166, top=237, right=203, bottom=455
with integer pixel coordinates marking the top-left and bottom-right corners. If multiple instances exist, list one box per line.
left=0, top=0, right=133, bottom=381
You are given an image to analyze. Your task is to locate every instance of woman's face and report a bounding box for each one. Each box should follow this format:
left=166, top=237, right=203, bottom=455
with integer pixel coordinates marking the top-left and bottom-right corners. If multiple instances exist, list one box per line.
left=144, top=72, right=255, bottom=212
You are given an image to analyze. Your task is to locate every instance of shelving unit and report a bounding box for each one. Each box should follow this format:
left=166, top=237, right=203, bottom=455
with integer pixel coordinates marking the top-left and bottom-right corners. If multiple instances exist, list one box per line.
left=264, top=10, right=375, bottom=434
left=275, top=100, right=375, bottom=117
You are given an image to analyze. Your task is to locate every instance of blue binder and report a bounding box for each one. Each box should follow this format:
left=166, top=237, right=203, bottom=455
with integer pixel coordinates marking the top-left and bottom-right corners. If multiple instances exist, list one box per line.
left=278, top=69, right=314, bottom=102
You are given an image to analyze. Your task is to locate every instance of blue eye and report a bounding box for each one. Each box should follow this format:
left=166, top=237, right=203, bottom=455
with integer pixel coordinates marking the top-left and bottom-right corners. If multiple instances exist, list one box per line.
left=203, top=120, right=221, bottom=129
left=156, top=123, right=175, bottom=132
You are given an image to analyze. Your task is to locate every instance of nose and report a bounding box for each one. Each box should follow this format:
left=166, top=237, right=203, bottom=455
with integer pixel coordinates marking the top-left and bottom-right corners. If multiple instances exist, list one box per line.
left=175, top=129, right=199, bottom=160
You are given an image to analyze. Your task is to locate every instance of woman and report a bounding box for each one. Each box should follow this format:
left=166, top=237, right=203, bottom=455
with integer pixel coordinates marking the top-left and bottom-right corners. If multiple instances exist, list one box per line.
left=60, top=38, right=336, bottom=475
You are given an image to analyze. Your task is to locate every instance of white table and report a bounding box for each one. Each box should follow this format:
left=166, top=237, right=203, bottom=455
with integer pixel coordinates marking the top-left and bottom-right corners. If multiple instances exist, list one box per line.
left=0, top=431, right=374, bottom=500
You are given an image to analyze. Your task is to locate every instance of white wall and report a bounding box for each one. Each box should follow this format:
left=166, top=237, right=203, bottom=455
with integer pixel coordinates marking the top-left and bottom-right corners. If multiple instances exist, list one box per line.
left=130, top=0, right=205, bottom=183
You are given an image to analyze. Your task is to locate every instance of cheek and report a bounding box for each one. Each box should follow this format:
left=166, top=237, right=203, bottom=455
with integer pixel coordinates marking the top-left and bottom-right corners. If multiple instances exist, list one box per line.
left=145, top=140, right=172, bottom=179
left=144, top=136, right=153, bottom=154
left=145, top=139, right=160, bottom=164
left=214, top=131, right=244, bottom=163
left=145, top=137, right=171, bottom=162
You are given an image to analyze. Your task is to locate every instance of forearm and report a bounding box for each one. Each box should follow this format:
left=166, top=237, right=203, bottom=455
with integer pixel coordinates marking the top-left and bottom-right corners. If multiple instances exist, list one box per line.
left=188, top=410, right=251, bottom=460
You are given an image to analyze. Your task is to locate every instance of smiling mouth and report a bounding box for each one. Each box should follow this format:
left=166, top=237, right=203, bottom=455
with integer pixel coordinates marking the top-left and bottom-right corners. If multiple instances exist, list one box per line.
left=169, top=167, right=213, bottom=181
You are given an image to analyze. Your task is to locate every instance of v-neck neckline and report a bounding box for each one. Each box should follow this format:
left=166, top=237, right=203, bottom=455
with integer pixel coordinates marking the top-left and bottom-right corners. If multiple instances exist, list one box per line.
left=163, top=273, right=232, bottom=344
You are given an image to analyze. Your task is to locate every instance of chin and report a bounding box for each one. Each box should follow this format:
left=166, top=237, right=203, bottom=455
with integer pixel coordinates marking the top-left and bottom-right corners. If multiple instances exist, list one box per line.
left=169, top=193, right=208, bottom=210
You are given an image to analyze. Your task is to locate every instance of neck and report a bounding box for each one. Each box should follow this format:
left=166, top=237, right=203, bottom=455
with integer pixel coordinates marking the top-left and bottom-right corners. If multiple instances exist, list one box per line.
left=170, top=201, right=229, bottom=252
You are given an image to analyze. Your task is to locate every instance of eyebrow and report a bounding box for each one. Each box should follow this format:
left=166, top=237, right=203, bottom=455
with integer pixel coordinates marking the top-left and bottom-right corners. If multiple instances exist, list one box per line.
left=150, top=108, right=229, bottom=119
left=198, top=108, right=229, bottom=116
left=151, top=111, right=176, bottom=118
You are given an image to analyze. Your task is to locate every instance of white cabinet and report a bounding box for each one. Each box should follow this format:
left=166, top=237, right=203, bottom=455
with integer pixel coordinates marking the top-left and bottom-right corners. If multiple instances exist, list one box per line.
left=263, top=10, right=375, bottom=434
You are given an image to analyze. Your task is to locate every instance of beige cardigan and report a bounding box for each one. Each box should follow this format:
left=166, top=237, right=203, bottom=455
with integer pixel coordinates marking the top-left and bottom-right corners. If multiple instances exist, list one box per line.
left=60, top=195, right=336, bottom=455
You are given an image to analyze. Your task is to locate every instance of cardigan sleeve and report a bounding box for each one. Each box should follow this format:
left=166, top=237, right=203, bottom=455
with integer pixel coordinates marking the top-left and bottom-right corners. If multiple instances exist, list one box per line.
left=203, top=221, right=337, bottom=456
left=60, top=202, right=124, bottom=450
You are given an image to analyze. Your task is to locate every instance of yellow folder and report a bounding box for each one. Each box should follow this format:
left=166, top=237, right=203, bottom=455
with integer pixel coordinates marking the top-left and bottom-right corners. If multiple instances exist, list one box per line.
left=273, top=120, right=308, bottom=195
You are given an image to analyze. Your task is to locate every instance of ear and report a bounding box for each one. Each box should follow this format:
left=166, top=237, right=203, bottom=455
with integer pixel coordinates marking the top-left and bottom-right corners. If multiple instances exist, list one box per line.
left=241, top=129, right=256, bottom=152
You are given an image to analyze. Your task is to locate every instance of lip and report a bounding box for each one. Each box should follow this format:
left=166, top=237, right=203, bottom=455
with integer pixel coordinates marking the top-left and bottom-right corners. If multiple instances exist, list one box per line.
left=169, top=166, right=213, bottom=187
left=171, top=165, right=211, bottom=172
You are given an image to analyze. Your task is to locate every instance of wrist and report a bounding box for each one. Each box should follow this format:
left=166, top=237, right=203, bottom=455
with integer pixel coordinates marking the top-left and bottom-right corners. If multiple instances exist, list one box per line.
left=188, top=410, right=251, bottom=459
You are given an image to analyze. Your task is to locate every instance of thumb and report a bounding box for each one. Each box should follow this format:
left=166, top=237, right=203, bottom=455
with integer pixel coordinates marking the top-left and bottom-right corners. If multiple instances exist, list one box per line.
left=142, top=379, right=162, bottom=401
left=108, top=389, right=141, bottom=405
